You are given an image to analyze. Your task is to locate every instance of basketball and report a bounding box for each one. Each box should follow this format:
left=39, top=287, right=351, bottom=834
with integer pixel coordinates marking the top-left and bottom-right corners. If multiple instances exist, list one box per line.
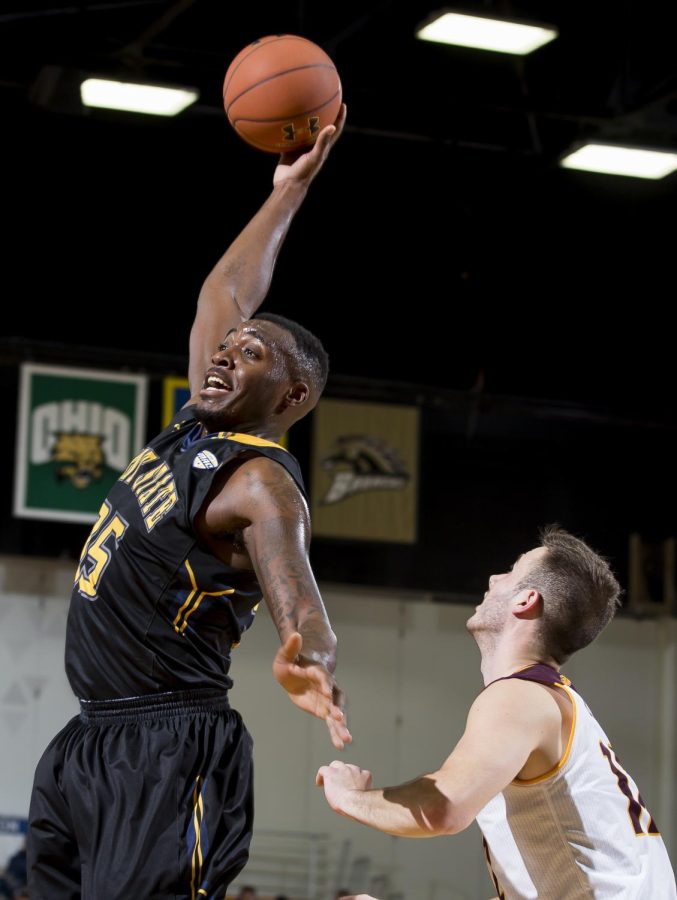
left=223, top=34, right=342, bottom=154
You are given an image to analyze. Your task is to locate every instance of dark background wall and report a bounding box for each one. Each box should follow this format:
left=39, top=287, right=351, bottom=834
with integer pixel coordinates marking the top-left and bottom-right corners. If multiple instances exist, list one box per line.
left=2, top=0, right=677, bottom=610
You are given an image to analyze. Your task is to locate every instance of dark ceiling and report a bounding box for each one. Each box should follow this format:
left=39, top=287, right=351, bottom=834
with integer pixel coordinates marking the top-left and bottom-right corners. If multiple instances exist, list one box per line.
left=2, top=1, right=677, bottom=604
left=3, top=0, right=677, bottom=416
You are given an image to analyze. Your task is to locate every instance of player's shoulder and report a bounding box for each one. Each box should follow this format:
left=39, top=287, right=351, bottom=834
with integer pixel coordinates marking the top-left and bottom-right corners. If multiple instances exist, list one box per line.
left=471, top=675, right=560, bottom=720
left=197, top=450, right=308, bottom=534
left=219, top=451, right=306, bottom=506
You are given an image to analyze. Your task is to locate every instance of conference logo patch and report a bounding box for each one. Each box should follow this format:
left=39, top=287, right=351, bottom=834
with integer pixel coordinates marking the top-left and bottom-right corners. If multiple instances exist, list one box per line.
left=193, top=450, right=218, bottom=470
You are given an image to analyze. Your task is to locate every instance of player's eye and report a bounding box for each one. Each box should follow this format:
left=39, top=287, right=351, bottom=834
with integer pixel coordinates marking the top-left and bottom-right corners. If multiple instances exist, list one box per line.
left=244, top=347, right=258, bottom=358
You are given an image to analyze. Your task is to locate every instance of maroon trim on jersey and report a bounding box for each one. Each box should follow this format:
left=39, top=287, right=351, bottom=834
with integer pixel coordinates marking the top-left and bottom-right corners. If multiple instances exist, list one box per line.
left=482, top=836, right=507, bottom=900
left=490, top=663, right=574, bottom=692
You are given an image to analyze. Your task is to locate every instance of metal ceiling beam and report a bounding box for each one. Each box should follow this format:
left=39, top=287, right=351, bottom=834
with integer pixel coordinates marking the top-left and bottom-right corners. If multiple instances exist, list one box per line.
left=118, top=0, right=199, bottom=61
left=0, top=1, right=166, bottom=25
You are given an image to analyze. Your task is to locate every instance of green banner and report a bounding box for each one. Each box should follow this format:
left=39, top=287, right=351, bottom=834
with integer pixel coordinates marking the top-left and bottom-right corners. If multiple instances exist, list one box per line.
left=14, top=363, right=147, bottom=523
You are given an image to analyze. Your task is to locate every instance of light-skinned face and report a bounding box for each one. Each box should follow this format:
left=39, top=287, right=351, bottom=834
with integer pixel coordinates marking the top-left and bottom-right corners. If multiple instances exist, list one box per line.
left=467, top=546, right=547, bottom=637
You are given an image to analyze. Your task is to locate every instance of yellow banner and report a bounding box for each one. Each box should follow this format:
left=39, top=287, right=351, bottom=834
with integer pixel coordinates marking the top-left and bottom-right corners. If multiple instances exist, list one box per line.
left=311, top=399, right=419, bottom=543
left=162, top=377, right=191, bottom=427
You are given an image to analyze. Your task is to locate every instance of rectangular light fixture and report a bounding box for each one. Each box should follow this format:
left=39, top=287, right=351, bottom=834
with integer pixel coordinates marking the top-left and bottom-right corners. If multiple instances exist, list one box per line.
left=80, top=78, right=198, bottom=116
left=416, top=11, right=558, bottom=55
left=560, top=143, right=677, bottom=179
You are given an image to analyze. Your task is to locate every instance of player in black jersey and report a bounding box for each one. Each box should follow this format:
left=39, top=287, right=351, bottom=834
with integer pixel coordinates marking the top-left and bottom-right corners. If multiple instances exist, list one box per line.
left=28, top=106, right=351, bottom=900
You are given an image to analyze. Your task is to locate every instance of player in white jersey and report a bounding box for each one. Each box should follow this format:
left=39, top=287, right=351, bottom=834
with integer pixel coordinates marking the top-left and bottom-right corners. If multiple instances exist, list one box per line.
left=316, top=526, right=676, bottom=899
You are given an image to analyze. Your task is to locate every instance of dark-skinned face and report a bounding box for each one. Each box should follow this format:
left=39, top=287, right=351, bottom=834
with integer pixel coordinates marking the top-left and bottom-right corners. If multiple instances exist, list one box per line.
left=194, top=319, right=299, bottom=434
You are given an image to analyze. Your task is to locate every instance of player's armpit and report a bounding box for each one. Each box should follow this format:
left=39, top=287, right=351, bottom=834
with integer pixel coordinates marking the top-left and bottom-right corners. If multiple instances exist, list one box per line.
left=199, top=455, right=335, bottom=657
left=431, top=680, right=561, bottom=831
left=196, top=453, right=304, bottom=535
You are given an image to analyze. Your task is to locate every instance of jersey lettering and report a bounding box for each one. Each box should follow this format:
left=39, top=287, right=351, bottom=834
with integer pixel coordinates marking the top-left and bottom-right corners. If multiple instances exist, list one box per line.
left=119, top=446, right=178, bottom=530
left=75, top=501, right=128, bottom=600
left=600, top=742, right=660, bottom=836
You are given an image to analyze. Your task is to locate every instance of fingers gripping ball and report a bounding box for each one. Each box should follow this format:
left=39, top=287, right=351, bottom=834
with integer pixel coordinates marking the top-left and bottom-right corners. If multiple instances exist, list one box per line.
left=223, top=34, right=342, bottom=153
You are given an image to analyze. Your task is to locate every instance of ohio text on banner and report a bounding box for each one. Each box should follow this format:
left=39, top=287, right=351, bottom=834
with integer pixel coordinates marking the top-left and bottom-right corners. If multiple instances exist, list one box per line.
left=311, top=399, right=419, bottom=543
left=14, top=363, right=148, bottom=523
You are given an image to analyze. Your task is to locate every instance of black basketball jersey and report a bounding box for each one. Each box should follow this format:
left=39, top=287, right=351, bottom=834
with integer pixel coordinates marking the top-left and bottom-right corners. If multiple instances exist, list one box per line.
left=65, top=407, right=307, bottom=700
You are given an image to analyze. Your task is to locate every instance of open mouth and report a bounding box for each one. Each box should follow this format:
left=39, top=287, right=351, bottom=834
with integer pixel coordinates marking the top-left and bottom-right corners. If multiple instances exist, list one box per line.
left=201, top=371, right=232, bottom=395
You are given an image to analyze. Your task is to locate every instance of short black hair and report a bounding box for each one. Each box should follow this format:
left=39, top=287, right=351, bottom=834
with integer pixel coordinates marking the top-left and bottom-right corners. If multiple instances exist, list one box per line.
left=255, top=312, right=329, bottom=394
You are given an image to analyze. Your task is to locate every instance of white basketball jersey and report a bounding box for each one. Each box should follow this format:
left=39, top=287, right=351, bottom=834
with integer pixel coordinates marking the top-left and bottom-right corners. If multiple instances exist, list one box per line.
left=475, top=666, right=676, bottom=899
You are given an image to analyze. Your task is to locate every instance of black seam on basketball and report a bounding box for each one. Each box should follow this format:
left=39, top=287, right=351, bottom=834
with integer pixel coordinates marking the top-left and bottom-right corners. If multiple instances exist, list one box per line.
left=223, top=35, right=318, bottom=99
left=231, top=88, right=341, bottom=125
left=223, top=35, right=290, bottom=98
left=225, top=64, right=336, bottom=114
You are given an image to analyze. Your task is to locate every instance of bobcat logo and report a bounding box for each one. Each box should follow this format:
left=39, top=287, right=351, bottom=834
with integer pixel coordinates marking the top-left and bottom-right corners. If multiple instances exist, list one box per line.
left=321, top=435, right=410, bottom=504
left=52, top=433, right=105, bottom=489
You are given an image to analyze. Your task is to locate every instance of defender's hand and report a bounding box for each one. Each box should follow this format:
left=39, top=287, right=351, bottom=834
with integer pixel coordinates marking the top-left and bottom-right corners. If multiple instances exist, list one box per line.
left=315, top=760, right=373, bottom=812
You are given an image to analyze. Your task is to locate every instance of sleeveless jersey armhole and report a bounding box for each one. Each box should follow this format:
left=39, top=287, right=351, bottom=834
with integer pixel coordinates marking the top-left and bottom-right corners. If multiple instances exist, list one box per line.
left=513, top=684, right=577, bottom=786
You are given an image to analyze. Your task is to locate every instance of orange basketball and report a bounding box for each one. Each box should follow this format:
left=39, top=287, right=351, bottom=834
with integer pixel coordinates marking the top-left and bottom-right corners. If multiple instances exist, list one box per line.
left=223, top=34, right=342, bottom=154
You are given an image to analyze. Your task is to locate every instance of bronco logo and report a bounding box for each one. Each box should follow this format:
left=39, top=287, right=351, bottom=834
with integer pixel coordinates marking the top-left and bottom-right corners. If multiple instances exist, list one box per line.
left=52, top=433, right=105, bottom=489
left=321, top=434, right=410, bottom=504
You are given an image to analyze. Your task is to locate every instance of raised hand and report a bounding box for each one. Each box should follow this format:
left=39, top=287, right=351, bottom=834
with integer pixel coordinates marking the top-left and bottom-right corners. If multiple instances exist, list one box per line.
left=273, top=103, right=347, bottom=188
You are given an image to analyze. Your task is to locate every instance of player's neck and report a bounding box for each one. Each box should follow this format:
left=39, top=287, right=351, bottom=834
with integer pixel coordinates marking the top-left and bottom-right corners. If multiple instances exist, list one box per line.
left=200, top=420, right=283, bottom=443
left=479, top=637, right=557, bottom=687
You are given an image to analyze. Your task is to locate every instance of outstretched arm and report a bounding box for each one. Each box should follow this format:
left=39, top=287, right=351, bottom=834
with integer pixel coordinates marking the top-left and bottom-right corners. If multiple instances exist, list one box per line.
left=197, top=454, right=351, bottom=750
left=316, top=679, right=562, bottom=835
left=188, top=104, right=347, bottom=394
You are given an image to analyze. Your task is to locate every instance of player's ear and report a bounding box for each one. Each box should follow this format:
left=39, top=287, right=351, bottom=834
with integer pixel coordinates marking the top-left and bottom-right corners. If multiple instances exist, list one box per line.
left=513, top=589, right=542, bottom=619
left=284, top=381, right=309, bottom=407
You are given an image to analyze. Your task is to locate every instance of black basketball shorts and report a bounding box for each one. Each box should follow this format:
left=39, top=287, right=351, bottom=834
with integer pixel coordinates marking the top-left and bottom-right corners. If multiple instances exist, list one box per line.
left=27, top=689, right=254, bottom=899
